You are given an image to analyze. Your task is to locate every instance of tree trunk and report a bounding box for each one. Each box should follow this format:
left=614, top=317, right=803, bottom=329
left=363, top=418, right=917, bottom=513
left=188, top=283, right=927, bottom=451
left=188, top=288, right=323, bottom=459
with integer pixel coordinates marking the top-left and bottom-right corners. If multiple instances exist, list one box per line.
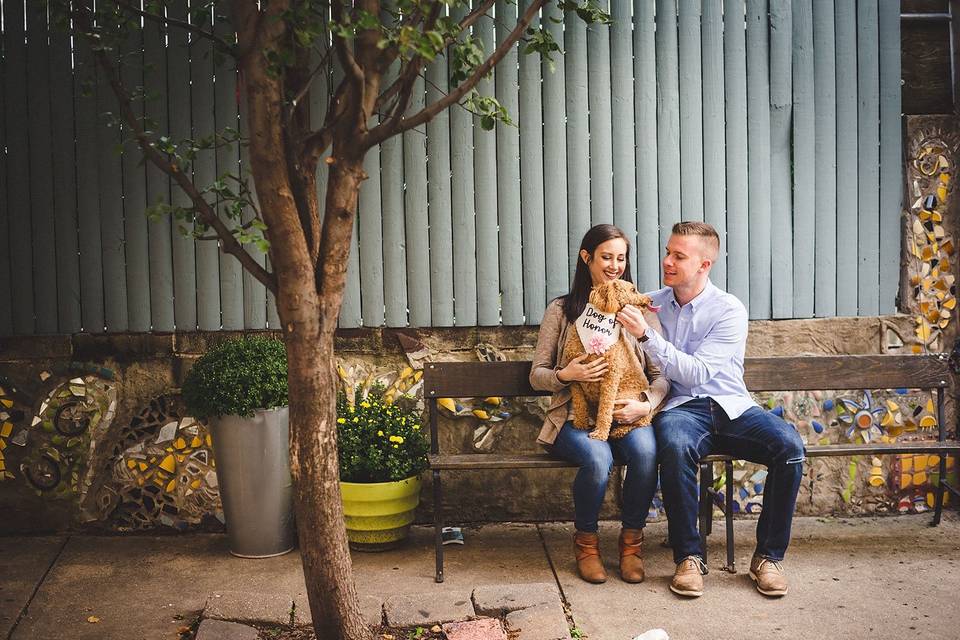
left=281, top=159, right=371, bottom=640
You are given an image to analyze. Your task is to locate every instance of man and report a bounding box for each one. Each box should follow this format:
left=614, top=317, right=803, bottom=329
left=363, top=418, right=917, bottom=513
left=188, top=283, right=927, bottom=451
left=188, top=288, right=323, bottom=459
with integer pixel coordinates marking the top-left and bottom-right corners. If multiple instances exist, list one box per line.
left=617, top=221, right=804, bottom=598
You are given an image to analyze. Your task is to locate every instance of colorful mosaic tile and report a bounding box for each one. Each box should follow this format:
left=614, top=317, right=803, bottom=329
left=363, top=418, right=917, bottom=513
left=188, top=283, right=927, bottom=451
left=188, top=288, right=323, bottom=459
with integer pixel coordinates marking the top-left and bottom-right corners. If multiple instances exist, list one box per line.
left=95, top=395, right=222, bottom=531
left=907, top=130, right=958, bottom=353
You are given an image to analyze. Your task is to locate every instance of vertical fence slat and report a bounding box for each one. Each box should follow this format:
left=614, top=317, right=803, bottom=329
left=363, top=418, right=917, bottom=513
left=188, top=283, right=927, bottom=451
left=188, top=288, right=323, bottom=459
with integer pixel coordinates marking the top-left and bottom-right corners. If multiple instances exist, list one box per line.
left=97, top=44, right=128, bottom=332
left=144, top=12, right=175, bottom=332
left=857, top=0, right=880, bottom=316
left=475, top=13, right=500, bottom=325
left=450, top=4, right=478, bottom=325
left=168, top=2, right=197, bottom=330
left=769, top=0, right=792, bottom=319
left=191, top=10, right=221, bottom=331
left=745, top=0, right=771, bottom=319
left=701, top=0, right=726, bottom=288
left=120, top=27, right=151, bottom=332
left=542, top=1, right=569, bottom=303
left=519, top=0, right=546, bottom=324
left=215, top=14, right=244, bottom=331
left=75, top=33, right=104, bottom=333
left=656, top=0, right=681, bottom=261
left=878, top=0, right=902, bottom=314
left=587, top=0, right=613, bottom=226
left=381, top=61, right=408, bottom=327
left=4, top=0, right=34, bottom=334
left=812, top=0, right=837, bottom=316
left=565, top=13, right=590, bottom=278
left=402, top=74, right=428, bottom=327
left=359, top=122, right=385, bottom=327
left=27, top=3, right=56, bottom=333
left=833, top=0, right=858, bottom=316
left=724, top=0, right=749, bottom=304
left=678, top=0, right=703, bottom=222
left=495, top=0, right=523, bottom=325
left=792, top=0, right=815, bottom=317
left=611, top=0, right=636, bottom=283
left=0, top=27, right=10, bottom=335
left=634, top=0, right=660, bottom=292
left=334, top=58, right=361, bottom=329
left=266, top=257, right=281, bottom=328
left=427, top=56, right=453, bottom=327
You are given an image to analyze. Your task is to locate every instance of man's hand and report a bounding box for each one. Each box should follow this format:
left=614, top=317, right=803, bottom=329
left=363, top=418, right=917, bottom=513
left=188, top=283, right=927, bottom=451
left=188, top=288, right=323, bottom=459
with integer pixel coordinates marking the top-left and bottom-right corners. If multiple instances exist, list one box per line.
left=617, top=304, right=650, bottom=340
left=612, top=399, right=652, bottom=424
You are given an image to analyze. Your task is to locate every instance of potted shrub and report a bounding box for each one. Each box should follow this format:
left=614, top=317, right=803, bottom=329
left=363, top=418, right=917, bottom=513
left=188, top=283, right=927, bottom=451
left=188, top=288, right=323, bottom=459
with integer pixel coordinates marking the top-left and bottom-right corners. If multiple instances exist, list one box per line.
left=337, top=385, right=429, bottom=550
left=182, top=336, right=295, bottom=558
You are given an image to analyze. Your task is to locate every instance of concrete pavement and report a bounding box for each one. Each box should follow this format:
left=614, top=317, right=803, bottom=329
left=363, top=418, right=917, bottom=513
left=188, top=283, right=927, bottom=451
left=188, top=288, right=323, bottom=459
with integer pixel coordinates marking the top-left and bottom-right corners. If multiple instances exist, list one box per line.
left=2, top=514, right=959, bottom=640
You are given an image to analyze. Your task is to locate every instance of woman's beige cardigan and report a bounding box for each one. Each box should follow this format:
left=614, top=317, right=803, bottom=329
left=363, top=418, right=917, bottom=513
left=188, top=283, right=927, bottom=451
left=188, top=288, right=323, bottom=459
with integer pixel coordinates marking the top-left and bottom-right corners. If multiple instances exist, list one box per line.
left=529, top=298, right=671, bottom=446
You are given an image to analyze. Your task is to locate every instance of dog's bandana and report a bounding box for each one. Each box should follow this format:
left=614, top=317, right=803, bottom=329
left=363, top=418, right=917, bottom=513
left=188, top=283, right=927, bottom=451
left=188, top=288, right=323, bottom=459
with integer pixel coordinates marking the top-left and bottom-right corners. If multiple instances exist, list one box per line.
left=575, top=303, right=621, bottom=355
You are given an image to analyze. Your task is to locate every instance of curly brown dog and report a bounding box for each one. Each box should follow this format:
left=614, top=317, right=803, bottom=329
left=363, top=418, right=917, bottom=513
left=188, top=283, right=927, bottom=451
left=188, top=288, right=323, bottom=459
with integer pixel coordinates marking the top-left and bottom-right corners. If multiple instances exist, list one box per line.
left=562, top=279, right=656, bottom=441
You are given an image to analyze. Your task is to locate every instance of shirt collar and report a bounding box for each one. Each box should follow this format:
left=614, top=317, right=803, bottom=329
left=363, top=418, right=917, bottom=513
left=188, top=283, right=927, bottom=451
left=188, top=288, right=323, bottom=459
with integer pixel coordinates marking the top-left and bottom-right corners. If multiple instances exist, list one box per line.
left=672, top=279, right=716, bottom=310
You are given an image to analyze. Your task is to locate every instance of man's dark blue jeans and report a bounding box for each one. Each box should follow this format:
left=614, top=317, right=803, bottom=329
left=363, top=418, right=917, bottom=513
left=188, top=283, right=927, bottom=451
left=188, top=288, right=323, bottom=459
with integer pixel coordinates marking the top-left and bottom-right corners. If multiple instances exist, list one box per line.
left=654, top=398, right=805, bottom=564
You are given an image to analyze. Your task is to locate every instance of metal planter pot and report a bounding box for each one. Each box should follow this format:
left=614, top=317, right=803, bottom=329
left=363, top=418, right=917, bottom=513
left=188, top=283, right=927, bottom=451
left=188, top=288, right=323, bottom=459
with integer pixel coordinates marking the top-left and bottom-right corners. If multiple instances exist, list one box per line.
left=209, top=406, right=296, bottom=558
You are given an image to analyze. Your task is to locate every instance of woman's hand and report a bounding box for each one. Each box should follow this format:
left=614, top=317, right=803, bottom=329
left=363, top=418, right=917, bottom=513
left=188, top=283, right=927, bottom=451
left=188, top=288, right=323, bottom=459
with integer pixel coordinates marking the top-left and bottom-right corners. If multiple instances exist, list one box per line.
left=557, top=354, right=608, bottom=383
left=617, top=304, right=650, bottom=340
left=612, top=399, right=652, bottom=424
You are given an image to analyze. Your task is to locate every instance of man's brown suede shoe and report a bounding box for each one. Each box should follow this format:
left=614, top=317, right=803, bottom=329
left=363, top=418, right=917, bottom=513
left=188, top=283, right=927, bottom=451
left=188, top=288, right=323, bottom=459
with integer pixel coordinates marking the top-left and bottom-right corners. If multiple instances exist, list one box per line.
left=618, top=528, right=645, bottom=583
left=749, top=555, right=788, bottom=596
left=574, top=531, right=607, bottom=583
left=670, top=556, right=707, bottom=597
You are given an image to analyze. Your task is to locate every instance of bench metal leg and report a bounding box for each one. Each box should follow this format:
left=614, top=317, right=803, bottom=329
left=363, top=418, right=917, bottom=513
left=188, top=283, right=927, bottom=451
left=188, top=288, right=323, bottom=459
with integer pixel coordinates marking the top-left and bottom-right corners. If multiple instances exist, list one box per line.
left=724, top=459, right=736, bottom=573
left=433, top=469, right=444, bottom=583
left=934, top=477, right=960, bottom=526
left=698, top=462, right=711, bottom=564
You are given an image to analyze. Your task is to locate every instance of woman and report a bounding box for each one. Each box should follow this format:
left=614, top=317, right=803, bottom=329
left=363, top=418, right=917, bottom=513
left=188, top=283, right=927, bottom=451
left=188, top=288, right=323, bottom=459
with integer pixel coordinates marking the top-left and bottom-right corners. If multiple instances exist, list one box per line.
left=530, top=224, right=669, bottom=584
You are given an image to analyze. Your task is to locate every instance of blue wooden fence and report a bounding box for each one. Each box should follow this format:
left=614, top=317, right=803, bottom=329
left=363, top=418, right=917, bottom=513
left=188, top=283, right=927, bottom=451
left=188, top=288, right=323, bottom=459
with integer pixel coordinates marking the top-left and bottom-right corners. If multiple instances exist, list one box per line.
left=0, top=0, right=903, bottom=334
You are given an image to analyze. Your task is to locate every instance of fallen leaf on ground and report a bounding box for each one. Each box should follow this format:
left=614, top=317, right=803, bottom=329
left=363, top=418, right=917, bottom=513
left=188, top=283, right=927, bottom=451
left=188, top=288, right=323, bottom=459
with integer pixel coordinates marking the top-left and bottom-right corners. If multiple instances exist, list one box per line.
left=86, top=616, right=100, bottom=624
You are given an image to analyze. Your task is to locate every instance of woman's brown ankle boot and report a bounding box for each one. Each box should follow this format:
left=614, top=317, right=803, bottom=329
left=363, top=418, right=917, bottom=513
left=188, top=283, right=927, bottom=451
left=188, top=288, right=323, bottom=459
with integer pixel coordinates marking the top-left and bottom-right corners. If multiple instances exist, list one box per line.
left=574, top=531, right=607, bottom=583
left=619, top=528, right=645, bottom=583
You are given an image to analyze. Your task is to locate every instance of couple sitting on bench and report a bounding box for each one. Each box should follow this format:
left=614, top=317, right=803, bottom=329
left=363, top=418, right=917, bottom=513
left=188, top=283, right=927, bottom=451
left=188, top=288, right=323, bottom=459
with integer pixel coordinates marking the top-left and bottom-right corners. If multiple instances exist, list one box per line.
left=531, top=221, right=804, bottom=598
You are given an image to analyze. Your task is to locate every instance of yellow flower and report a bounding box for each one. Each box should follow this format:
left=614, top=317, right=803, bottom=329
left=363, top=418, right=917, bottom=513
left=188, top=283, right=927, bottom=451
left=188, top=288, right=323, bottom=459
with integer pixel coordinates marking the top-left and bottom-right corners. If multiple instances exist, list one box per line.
left=393, top=444, right=399, bottom=449
left=377, top=430, right=384, bottom=437
left=412, top=425, right=420, bottom=430
left=360, top=401, right=371, bottom=408
left=337, top=418, right=345, bottom=424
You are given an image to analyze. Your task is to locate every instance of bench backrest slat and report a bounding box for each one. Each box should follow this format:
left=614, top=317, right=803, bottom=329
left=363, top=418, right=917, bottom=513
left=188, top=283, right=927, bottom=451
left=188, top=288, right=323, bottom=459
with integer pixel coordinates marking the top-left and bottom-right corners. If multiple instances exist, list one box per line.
left=743, top=354, right=950, bottom=391
left=423, top=361, right=549, bottom=398
left=423, top=354, right=950, bottom=398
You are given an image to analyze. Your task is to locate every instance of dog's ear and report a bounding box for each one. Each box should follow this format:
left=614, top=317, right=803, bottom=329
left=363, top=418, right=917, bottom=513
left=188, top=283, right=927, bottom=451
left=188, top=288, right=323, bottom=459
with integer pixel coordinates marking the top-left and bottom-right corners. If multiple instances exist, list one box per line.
left=593, top=282, right=619, bottom=313
left=588, top=285, right=601, bottom=308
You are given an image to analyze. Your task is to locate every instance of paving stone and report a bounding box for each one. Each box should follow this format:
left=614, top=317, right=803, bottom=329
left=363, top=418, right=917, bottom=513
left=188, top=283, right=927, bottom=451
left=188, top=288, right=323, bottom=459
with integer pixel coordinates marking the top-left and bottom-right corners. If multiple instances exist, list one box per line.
left=383, top=592, right=473, bottom=627
left=195, top=619, right=261, bottom=640
left=293, top=594, right=383, bottom=627
left=471, top=583, right=561, bottom=616
left=204, top=590, right=293, bottom=625
left=442, top=617, right=507, bottom=640
left=504, top=602, right=571, bottom=640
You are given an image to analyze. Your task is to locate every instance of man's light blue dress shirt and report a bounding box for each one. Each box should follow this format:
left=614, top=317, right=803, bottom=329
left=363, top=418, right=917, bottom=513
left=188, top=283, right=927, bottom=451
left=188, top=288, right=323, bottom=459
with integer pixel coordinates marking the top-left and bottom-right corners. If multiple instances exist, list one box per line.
left=642, top=280, right=756, bottom=419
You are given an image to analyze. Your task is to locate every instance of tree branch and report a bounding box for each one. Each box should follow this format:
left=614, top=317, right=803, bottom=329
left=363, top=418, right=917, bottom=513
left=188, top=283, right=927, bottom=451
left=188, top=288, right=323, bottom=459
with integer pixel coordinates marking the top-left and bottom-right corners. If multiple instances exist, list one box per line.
left=331, top=0, right=365, bottom=88
left=365, top=0, right=545, bottom=148
left=73, top=4, right=277, bottom=295
left=372, top=0, right=496, bottom=116
left=116, top=0, right=236, bottom=57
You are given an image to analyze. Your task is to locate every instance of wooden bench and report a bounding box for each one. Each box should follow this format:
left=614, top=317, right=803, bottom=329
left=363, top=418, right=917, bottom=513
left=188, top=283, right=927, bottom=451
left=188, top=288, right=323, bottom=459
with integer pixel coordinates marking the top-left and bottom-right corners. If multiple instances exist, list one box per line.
left=423, top=354, right=960, bottom=583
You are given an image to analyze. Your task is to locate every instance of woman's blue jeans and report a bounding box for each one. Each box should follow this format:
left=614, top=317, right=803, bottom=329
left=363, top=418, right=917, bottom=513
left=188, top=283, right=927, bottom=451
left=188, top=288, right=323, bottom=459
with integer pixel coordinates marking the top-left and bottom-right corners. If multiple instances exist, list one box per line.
left=654, top=398, right=805, bottom=563
left=548, top=421, right=658, bottom=533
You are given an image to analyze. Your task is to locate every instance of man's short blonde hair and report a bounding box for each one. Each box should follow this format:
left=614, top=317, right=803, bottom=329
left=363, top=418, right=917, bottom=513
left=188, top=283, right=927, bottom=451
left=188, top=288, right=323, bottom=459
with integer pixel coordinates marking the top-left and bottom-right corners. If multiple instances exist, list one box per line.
left=671, top=222, right=720, bottom=260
